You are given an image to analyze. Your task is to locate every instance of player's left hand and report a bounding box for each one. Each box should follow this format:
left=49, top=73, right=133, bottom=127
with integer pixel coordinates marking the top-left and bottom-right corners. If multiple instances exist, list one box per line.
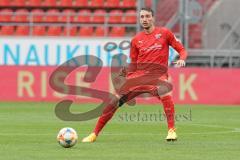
left=174, top=60, right=186, bottom=67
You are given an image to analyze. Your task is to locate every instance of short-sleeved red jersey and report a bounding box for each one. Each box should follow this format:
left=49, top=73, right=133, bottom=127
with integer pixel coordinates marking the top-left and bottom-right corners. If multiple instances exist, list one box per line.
left=128, top=27, right=187, bottom=77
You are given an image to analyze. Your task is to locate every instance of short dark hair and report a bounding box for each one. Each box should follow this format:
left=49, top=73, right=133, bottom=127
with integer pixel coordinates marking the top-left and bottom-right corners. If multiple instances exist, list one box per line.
left=140, top=7, right=154, bottom=16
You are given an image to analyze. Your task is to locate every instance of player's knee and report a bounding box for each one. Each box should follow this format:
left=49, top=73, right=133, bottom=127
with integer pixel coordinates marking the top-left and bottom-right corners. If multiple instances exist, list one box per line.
left=157, top=83, right=173, bottom=97
left=159, top=91, right=172, bottom=98
left=109, top=94, right=120, bottom=106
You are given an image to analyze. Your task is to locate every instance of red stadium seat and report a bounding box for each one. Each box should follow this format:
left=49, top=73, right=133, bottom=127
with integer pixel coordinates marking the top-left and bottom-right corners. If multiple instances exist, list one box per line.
left=28, top=0, right=42, bottom=6
left=60, top=9, right=75, bottom=22
left=90, top=0, right=104, bottom=7
left=144, top=0, right=152, bottom=7
left=12, top=0, right=26, bottom=6
left=14, top=9, right=29, bottom=22
left=79, top=27, right=93, bottom=36
left=105, top=0, right=120, bottom=8
left=15, top=26, right=30, bottom=36
left=32, top=26, right=46, bottom=36
left=95, top=26, right=108, bottom=36
left=75, top=0, right=88, bottom=7
left=122, top=0, right=136, bottom=7
left=109, top=27, right=125, bottom=37
left=0, top=9, right=13, bottom=22
left=92, top=9, right=106, bottom=23
left=63, top=26, right=78, bottom=36
left=124, top=10, right=137, bottom=23
left=47, top=26, right=62, bottom=36
left=42, top=0, right=56, bottom=6
left=0, top=0, right=11, bottom=6
left=75, top=9, right=91, bottom=23
left=60, top=0, right=72, bottom=6
left=0, top=26, right=15, bottom=35
left=31, top=9, right=44, bottom=22
left=109, top=10, right=123, bottom=23
left=45, top=9, right=60, bottom=22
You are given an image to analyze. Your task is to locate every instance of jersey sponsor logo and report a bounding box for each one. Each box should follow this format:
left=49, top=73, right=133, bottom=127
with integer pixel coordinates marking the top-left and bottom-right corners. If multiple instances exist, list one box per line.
left=140, top=44, right=163, bottom=53
left=155, top=34, right=162, bottom=39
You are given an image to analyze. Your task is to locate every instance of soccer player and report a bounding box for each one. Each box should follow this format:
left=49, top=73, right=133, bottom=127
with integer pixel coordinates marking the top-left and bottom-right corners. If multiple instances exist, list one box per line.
left=82, top=8, right=187, bottom=142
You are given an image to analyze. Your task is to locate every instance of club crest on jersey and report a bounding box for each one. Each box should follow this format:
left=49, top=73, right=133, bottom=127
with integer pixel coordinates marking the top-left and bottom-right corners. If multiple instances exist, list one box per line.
left=155, top=34, right=161, bottom=39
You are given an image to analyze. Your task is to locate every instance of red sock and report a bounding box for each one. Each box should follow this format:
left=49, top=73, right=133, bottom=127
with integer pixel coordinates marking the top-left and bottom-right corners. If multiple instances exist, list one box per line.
left=161, top=95, right=175, bottom=129
left=93, top=103, right=118, bottom=136
left=93, top=91, right=142, bottom=135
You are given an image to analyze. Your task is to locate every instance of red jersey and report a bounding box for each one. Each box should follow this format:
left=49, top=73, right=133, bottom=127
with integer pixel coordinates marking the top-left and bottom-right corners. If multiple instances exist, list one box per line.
left=128, top=27, right=187, bottom=77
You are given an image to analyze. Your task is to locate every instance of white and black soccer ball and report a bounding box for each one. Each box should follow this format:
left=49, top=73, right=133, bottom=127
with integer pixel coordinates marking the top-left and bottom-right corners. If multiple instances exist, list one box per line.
left=57, top=127, right=78, bottom=148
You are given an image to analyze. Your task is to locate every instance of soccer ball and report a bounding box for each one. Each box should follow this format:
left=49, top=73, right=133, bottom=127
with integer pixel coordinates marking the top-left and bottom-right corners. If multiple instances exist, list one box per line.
left=57, top=127, right=78, bottom=148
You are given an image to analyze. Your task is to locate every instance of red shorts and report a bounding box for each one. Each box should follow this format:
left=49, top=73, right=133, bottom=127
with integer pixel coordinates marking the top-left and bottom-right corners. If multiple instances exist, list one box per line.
left=117, top=71, right=170, bottom=97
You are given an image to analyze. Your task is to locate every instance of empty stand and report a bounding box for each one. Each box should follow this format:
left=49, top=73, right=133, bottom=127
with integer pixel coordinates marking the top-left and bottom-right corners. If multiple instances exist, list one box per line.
left=31, top=9, right=44, bottom=22
left=42, top=0, right=56, bottom=6
left=45, top=9, right=60, bottom=22
left=189, top=24, right=202, bottom=48
left=105, top=0, right=120, bottom=8
left=109, top=27, right=125, bottom=37
left=79, top=26, right=94, bottom=36
left=109, top=10, right=123, bottom=23
left=32, top=26, right=46, bottom=36
left=92, top=9, right=106, bottom=23
left=155, top=0, right=216, bottom=48
left=0, top=26, right=15, bottom=35
left=14, top=9, right=29, bottom=22
left=0, top=0, right=11, bottom=6
left=124, top=10, right=137, bottom=24
left=12, top=0, right=26, bottom=6
left=0, top=9, right=13, bottom=22
left=156, top=0, right=178, bottom=26
left=63, top=26, right=78, bottom=36
left=47, top=26, right=62, bottom=36
left=60, top=0, right=73, bottom=7
left=75, top=9, right=91, bottom=23
left=144, top=0, right=152, bottom=7
left=28, top=0, right=42, bottom=7
left=122, top=0, right=136, bottom=7
left=0, top=0, right=138, bottom=37
left=15, top=26, right=30, bottom=35
left=95, top=26, right=108, bottom=36
left=90, top=0, right=104, bottom=7
left=60, top=9, right=75, bottom=22
left=75, top=0, right=89, bottom=7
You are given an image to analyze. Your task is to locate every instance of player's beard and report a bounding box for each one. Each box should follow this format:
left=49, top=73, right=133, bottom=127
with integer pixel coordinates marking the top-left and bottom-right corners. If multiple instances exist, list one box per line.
left=142, top=23, right=152, bottom=31
left=141, top=23, right=150, bottom=30
left=141, top=18, right=154, bottom=31
left=143, top=26, right=150, bottom=30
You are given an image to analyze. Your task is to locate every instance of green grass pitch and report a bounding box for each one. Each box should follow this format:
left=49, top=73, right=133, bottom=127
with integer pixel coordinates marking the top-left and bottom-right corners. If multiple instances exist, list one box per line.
left=0, top=102, right=240, bottom=160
